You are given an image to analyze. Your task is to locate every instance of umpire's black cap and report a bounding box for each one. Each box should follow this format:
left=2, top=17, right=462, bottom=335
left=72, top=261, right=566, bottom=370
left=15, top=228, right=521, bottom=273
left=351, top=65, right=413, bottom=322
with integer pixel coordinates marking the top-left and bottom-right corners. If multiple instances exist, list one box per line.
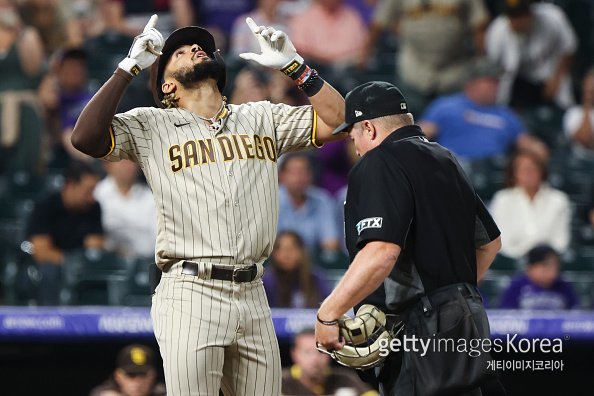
left=153, top=26, right=226, bottom=104
left=332, top=81, right=409, bottom=135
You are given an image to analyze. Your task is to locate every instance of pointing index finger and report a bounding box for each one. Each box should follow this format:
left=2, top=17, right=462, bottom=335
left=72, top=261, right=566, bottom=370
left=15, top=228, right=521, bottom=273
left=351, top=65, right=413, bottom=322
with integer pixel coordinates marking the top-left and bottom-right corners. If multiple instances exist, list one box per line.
left=143, top=14, right=158, bottom=33
left=246, top=17, right=260, bottom=34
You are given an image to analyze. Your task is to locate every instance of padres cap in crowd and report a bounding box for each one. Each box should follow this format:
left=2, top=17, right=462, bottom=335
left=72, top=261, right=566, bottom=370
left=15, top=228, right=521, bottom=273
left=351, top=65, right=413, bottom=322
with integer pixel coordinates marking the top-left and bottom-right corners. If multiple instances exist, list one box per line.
left=332, top=81, right=409, bottom=135
left=116, top=344, right=155, bottom=375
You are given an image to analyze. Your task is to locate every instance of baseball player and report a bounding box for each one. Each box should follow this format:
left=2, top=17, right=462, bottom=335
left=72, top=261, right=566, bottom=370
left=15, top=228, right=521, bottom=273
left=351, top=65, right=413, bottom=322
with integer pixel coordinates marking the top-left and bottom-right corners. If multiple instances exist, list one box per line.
left=71, top=14, right=345, bottom=396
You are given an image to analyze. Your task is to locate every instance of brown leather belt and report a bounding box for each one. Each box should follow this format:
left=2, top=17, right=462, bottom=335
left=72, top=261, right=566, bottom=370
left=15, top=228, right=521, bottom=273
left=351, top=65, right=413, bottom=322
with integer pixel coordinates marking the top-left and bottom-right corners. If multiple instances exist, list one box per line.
left=181, top=261, right=258, bottom=283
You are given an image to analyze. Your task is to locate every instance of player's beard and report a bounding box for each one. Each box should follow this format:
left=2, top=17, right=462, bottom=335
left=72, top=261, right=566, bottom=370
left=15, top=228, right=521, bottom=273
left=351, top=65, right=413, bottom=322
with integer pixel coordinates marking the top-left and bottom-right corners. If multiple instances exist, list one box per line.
left=171, top=58, right=224, bottom=89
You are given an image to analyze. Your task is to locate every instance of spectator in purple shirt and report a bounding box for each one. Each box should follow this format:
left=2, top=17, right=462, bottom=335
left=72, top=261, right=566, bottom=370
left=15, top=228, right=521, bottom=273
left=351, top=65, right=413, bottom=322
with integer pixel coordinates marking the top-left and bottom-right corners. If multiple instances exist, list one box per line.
left=263, top=231, right=331, bottom=308
left=500, top=244, right=579, bottom=310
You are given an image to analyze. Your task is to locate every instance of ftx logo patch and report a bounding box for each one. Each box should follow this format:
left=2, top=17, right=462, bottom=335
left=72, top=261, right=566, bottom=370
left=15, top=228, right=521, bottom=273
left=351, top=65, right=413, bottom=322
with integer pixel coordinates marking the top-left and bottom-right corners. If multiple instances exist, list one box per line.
left=356, top=217, right=383, bottom=235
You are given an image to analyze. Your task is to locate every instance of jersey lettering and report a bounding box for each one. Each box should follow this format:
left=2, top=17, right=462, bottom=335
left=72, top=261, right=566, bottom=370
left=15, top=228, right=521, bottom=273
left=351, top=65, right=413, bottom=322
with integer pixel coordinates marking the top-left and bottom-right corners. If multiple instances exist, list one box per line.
left=253, top=135, right=265, bottom=159
left=198, top=139, right=215, bottom=164
left=217, top=136, right=234, bottom=161
left=169, top=145, right=183, bottom=172
left=231, top=135, right=244, bottom=160
left=183, top=140, right=199, bottom=167
left=168, top=134, right=278, bottom=172
left=262, top=136, right=277, bottom=162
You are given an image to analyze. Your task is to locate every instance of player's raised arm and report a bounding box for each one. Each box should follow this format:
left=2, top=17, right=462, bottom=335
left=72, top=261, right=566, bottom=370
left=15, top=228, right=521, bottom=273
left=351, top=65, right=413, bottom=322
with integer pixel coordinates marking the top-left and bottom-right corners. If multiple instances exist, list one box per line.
left=71, top=15, right=164, bottom=158
left=239, top=17, right=345, bottom=144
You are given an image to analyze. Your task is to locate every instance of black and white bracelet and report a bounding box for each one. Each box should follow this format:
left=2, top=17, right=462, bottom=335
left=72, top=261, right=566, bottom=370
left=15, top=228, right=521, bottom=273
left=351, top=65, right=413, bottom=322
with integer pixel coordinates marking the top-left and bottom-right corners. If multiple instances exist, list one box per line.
left=317, top=314, right=338, bottom=326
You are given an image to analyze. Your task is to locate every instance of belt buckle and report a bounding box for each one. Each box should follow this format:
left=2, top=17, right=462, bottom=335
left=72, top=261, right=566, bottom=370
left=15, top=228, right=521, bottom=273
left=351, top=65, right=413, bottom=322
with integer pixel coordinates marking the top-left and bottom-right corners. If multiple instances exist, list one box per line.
left=232, top=267, right=241, bottom=283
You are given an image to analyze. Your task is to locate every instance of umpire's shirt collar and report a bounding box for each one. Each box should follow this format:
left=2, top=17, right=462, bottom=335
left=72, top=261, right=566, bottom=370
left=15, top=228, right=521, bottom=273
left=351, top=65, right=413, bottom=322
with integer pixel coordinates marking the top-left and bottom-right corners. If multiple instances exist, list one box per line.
left=381, top=124, right=427, bottom=146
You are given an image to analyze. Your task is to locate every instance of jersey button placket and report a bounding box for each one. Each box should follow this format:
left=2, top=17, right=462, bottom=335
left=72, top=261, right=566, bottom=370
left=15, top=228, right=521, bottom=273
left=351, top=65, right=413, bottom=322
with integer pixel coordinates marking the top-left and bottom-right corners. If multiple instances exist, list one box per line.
left=225, top=160, right=241, bottom=261
left=216, top=149, right=237, bottom=257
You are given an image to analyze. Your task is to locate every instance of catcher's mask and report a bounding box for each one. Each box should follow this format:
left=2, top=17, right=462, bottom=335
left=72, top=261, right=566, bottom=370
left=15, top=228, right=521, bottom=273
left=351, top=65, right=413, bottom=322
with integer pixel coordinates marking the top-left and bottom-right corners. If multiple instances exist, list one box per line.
left=152, top=26, right=226, bottom=107
left=317, top=304, right=401, bottom=370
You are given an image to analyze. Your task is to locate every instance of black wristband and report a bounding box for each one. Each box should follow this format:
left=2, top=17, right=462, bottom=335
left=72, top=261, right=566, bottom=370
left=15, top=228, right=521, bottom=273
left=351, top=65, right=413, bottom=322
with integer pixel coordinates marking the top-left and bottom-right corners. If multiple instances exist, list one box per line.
left=317, top=314, right=338, bottom=326
left=298, top=69, right=324, bottom=97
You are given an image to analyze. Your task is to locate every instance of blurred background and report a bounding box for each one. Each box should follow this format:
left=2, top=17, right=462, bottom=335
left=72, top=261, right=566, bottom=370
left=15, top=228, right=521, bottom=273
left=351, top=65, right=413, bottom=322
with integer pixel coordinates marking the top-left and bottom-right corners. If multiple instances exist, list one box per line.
left=0, top=0, right=594, bottom=394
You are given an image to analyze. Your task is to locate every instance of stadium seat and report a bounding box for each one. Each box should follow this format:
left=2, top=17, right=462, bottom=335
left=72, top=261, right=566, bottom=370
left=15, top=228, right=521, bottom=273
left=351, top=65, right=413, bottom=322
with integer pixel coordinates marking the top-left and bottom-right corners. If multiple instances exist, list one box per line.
left=520, top=105, right=564, bottom=148
left=490, top=254, right=521, bottom=271
left=563, top=271, right=594, bottom=309
left=578, top=224, right=594, bottom=246
left=315, top=249, right=350, bottom=271
left=563, top=247, right=594, bottom=271
left=63, top=250, right=128, bottom=305
left=121, top=257, right=154, bottom=307
left=468, top=156, right=507, bottom=202
left=85, top=32, right=133, bottom=86
left=479, top=271, right=514, bottom=308
left=2, top=247, right=41, bottom=306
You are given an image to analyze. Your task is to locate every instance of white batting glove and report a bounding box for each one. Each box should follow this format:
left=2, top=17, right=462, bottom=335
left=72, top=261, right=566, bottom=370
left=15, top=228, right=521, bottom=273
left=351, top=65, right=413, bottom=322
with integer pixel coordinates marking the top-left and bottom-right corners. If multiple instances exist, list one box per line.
left=239, top=17, right=304, bottom=74
left=118, top=14, right=164, bottom=77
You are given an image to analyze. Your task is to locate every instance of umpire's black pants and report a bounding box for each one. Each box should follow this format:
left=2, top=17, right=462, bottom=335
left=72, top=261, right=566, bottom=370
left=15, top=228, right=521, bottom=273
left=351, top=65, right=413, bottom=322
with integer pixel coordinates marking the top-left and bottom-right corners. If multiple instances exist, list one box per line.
left=379, top=283, right=503, bottom=396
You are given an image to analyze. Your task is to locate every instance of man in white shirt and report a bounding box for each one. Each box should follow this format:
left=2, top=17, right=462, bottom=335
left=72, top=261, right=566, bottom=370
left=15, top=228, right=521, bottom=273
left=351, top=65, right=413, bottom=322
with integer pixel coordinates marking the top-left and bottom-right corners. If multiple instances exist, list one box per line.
left=486, top=0, right=576, bottom=109
left=95, top=160, right=157, bottom=259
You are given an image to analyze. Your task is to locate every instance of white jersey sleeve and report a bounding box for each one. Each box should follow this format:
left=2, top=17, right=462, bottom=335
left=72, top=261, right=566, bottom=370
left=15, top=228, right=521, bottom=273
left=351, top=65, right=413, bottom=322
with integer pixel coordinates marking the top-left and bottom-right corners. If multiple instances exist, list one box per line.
left=271, top=103, right=320, bottom=156
left=102, top=107, right=155, bottom=163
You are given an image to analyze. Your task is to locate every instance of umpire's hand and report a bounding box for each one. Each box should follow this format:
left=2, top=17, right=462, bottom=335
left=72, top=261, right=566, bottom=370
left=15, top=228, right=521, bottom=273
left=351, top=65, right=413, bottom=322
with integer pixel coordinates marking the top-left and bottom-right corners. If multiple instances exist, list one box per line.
left=315, top=317, right=345, bottom=352
left=118, top=14, right=165, bottom=76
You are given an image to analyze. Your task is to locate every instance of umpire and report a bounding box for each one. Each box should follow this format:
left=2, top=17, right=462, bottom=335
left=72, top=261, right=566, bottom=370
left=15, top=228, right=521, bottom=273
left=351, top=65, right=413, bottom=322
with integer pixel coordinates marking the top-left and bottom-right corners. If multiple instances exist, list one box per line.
left=315, top=81, right=503, bottom=396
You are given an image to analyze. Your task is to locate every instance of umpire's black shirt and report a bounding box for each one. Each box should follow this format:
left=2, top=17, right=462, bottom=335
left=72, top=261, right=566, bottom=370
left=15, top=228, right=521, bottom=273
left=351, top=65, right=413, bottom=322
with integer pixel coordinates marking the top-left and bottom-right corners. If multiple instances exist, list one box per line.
left=344, top=125, right=500, bottom=313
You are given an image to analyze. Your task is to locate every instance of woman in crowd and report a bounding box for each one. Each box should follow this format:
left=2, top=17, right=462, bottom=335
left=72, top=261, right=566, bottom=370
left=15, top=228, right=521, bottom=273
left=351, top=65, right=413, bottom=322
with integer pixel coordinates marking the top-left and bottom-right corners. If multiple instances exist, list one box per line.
left=490, top=149, right=571, bottom=259
left=263, top=231, right=331, bottom=308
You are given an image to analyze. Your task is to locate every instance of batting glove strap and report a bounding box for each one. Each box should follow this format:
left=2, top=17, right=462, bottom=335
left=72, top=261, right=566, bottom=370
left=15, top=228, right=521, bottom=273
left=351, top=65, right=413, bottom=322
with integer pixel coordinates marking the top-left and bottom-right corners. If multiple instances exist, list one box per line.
left=118, top=57, right=142, bottom=77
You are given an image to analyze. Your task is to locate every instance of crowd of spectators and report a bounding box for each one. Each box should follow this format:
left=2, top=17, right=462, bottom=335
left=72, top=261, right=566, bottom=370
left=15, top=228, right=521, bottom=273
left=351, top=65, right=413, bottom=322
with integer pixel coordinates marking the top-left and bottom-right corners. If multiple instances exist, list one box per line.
left=0, top=0, right=593, bottom=312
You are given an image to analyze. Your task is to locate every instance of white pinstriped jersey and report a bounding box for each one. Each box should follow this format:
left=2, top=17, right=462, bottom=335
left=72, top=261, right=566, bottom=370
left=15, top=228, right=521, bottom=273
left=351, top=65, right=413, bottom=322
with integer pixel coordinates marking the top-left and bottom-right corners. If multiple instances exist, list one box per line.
left=104, top=101, right=319, bottom=270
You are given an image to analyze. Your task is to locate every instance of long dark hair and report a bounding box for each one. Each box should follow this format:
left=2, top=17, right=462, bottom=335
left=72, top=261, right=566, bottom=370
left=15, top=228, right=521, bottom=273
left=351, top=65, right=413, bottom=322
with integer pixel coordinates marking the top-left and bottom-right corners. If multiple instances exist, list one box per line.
left=270, top=231, right=320, bottom=308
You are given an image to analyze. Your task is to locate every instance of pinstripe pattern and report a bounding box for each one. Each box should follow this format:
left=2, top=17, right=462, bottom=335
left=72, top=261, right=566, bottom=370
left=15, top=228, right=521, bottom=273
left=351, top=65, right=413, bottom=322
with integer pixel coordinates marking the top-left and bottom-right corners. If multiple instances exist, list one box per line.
left=108, top=100, right=316, bottom=395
